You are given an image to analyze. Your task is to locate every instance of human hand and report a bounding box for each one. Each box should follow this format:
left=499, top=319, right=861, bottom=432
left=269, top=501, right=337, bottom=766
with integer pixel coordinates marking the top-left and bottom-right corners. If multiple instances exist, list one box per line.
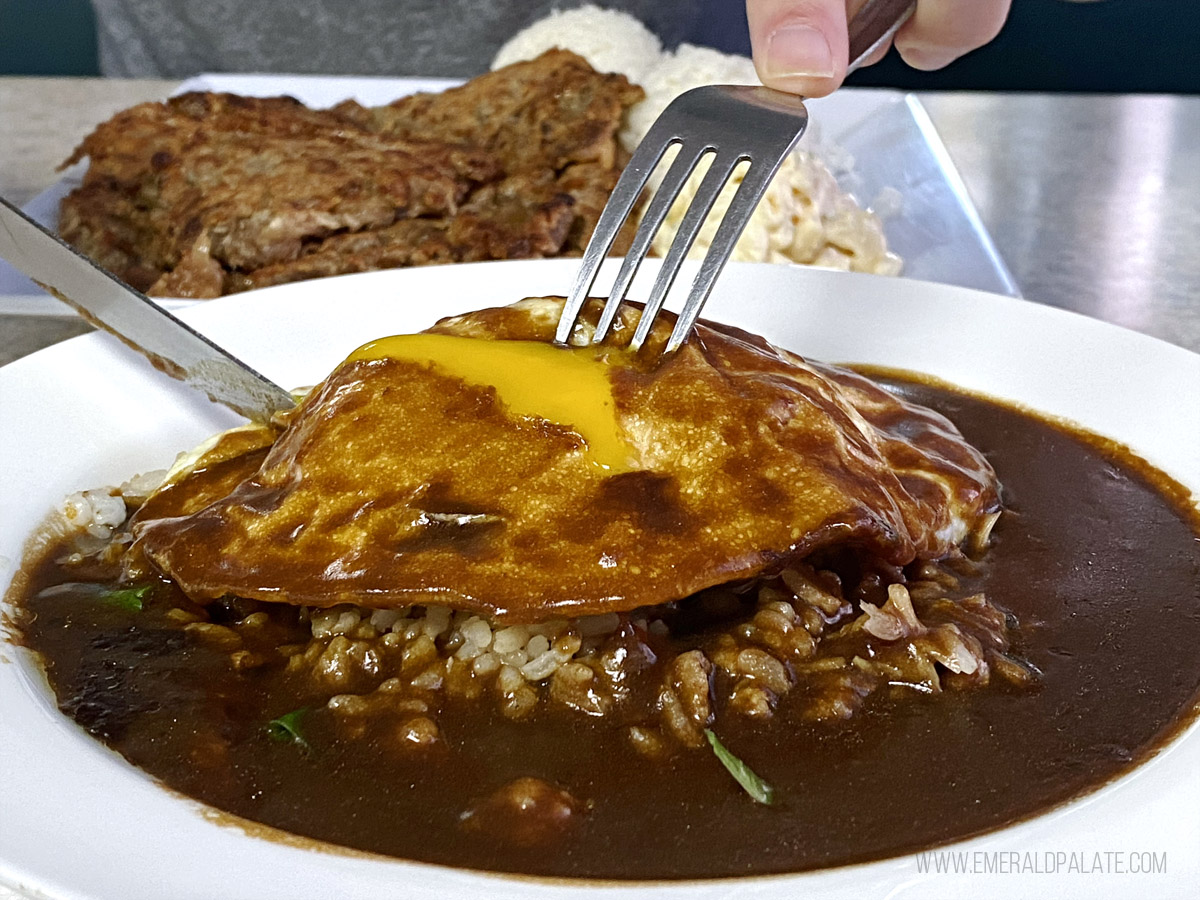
left=746, top=0, right=1012, bottom=97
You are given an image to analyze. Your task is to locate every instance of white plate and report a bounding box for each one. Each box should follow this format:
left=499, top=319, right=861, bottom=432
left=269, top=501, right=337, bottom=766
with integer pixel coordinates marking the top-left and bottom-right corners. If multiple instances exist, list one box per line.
left=1, top=261, right=1196, bottom=900
left=0, top=76, right=1018, bottom=315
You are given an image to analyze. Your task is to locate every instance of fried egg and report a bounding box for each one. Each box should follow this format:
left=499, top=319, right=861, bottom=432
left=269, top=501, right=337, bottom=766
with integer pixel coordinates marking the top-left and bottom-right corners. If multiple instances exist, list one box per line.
left=131, top=298, right=999, bottom=622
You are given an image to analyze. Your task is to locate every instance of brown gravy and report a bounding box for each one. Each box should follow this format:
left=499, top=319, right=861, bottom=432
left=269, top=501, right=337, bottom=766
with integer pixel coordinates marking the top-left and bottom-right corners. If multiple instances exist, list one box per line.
left=11, top=373, right=1200, bottom=879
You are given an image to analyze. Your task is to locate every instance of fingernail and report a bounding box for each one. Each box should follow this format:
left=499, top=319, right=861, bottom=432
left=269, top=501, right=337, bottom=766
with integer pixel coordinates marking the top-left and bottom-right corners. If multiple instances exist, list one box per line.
left=765, top=23, right=836, bottom=79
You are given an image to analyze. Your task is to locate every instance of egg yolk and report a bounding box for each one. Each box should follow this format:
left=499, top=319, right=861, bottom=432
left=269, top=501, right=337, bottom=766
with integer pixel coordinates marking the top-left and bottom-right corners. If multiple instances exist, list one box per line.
left=346, top=334, right=635, bottom=473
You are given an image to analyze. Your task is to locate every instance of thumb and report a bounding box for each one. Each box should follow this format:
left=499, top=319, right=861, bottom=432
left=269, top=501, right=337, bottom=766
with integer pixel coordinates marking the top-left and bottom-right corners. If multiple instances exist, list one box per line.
left=746, top=0, right=849, bottom=98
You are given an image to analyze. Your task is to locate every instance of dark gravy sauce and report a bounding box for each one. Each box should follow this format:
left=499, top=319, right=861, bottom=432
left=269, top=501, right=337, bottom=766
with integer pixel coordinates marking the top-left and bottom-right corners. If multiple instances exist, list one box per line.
left=11, top=373, right=1200, bottom=878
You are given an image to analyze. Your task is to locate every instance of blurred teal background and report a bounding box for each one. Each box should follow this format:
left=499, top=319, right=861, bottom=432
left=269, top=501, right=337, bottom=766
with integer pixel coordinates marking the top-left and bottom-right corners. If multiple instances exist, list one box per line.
left=2, top=0, right=1197, bottom=92
left=0, top=0, right=98, bottom=75
left=692, top=0, right=1200, bottom=94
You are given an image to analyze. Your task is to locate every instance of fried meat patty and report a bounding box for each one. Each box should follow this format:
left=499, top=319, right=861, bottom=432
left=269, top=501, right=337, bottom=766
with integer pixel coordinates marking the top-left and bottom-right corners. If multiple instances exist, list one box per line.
left=58, top=52, right=643, bottom=297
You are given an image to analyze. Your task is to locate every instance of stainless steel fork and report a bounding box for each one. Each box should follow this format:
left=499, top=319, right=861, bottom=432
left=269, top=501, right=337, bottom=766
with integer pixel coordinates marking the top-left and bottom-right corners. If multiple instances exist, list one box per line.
left=555, top=0, right=917, bottom=354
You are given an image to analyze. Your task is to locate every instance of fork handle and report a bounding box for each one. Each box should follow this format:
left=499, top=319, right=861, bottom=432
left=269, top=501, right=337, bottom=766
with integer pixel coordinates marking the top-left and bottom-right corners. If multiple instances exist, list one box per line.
left=847, top=0, right=917, bottom=74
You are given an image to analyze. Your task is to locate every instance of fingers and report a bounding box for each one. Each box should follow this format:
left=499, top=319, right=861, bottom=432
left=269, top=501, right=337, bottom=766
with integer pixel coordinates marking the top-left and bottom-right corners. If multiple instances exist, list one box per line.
left=746, top=0, right=850, bottom=98
left=859, top=36, right=893, bottom=68
left=748, top=0, right=1014, bottom=92
left=893, top=0, right=1012, bottom=70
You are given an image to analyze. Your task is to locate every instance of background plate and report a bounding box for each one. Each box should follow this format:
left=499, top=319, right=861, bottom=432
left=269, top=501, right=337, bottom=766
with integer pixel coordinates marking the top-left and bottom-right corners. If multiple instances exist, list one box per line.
left=1, top=261, right=1194, bottom=900
left=0, top=76, right=1017, bottom=315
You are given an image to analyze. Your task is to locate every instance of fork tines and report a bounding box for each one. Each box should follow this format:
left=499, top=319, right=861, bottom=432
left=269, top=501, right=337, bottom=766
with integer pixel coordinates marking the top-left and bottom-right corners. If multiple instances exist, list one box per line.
left=555, top=85, right=808, bottom=354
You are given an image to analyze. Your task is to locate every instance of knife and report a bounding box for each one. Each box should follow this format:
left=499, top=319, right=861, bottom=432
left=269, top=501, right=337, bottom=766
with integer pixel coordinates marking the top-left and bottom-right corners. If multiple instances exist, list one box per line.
left=0, top=197, right=296, bottom=423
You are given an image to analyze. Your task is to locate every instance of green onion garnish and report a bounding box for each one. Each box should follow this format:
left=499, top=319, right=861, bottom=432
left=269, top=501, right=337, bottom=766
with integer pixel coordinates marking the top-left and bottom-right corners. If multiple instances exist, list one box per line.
left=705, top=729, right=776, bottom=805
left=101, top=585, right=150, bottom=612
left=266, top=708, right=309, bottom=749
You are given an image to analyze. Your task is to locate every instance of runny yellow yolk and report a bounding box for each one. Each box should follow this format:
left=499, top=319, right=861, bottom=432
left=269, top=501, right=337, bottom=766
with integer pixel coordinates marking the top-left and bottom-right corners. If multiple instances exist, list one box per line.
left=346, top=333, right=636, bottom=473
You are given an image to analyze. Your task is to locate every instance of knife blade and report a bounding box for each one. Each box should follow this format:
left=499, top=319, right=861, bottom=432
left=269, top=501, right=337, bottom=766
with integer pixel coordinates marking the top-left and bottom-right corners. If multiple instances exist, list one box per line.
left=0, top=197, right=296, bottom=423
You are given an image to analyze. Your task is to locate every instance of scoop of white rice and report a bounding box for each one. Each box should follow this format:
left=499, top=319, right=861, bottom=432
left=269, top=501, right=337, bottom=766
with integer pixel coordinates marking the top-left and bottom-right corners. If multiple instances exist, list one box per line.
left=491, top=5, right=662, bottom=85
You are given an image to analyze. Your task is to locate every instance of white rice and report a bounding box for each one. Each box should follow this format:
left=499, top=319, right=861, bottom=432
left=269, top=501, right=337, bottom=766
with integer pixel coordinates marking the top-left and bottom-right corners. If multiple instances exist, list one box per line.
left=59, top=469, right=166, bottom=552
left=491, top=4, right=663, bottom=84
left=307, top=603, right=612, bottom=691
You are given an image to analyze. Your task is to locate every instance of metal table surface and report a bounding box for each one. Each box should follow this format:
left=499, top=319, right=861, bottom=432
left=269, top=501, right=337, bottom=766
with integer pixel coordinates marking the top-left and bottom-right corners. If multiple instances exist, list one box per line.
left=919, top=91, right=1200, bottom=354
left=1, top=79, right=1197, bottom=366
